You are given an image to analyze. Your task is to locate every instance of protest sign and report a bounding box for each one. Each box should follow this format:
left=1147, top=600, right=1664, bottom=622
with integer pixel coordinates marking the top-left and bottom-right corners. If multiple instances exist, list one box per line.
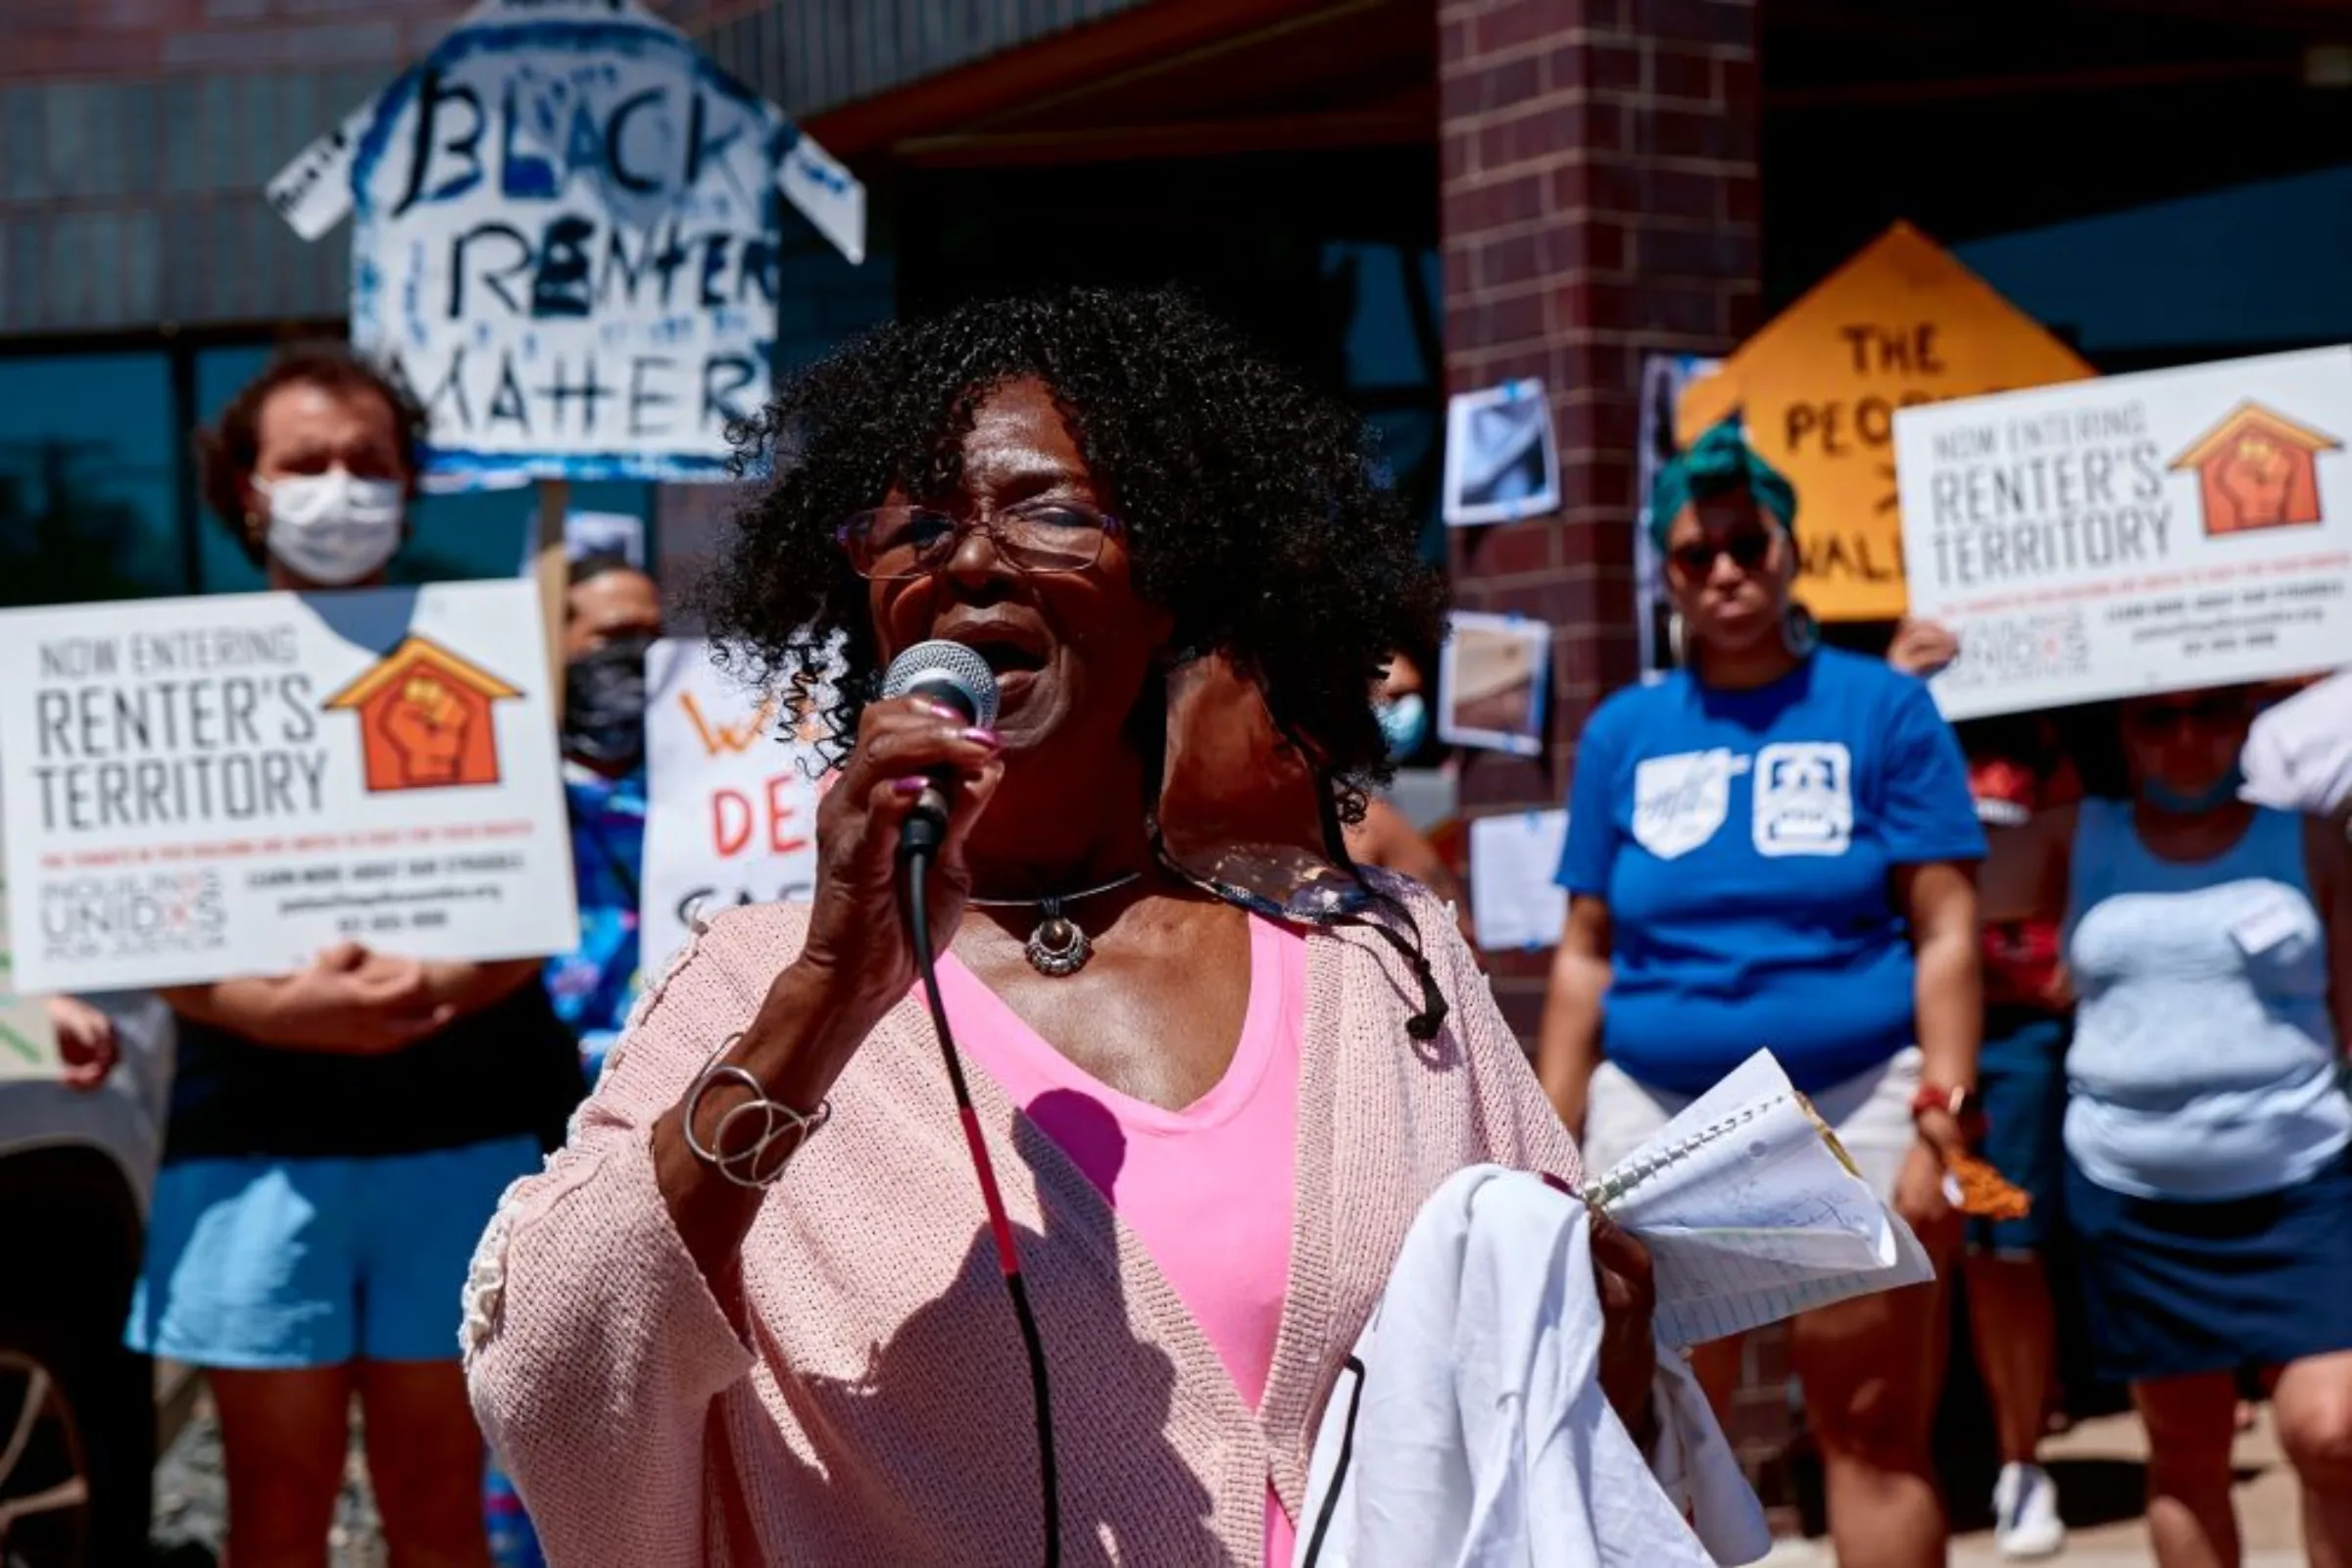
left=1681, top=222, right=2092, bottom=621
left=0, top=876, right=59, bottom=1082
left=640, top=638, right=827, bottom=977
left=0, top=581, right=578, bottom=993
left=267, top=0, right=864, bottom=487
left=513, top=509, right=646, bottom=577
left=1894, top=347, right=2352, bottom=720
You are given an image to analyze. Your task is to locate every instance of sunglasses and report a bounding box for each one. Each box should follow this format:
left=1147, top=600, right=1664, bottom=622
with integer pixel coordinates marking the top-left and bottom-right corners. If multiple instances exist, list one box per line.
left=1667, top=530, right=1775, bottom=578
left=2127, top=695, right=2247, bottom=734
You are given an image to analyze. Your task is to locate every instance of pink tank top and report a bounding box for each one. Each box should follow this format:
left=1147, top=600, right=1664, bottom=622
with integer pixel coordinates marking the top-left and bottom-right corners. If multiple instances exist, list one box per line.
left=938, top=914, right=1306, bottom=1565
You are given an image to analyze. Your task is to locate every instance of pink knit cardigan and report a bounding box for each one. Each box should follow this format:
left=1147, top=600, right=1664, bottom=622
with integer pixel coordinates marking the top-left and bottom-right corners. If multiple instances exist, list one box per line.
left=463, top=878, right=1582, bottom=1565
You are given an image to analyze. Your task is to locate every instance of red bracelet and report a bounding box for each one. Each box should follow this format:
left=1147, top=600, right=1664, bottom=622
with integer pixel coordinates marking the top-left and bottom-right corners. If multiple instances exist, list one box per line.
left=1910, top=1082, right=1986, bottom=1142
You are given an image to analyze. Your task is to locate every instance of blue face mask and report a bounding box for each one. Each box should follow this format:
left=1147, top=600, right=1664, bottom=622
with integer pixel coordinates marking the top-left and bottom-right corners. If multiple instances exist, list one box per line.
left=2138, top=763, right=2245, bottom=814
left=1376, top=692, right=1429, bottom=762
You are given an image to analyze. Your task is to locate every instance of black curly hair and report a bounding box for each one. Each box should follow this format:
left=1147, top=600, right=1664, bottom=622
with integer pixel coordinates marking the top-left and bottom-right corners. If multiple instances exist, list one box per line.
left=705, top=285, right=1447, bottom=819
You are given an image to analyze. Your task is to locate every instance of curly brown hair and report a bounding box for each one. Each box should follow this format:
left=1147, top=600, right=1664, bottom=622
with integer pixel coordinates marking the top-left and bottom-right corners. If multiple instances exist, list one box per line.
left=195, top=343, right=429, bottom=565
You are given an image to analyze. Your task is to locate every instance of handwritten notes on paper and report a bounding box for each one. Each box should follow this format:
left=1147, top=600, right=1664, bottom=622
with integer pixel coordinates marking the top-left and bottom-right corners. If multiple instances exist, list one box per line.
left=1586, top=1051, right=1934, bottom=1348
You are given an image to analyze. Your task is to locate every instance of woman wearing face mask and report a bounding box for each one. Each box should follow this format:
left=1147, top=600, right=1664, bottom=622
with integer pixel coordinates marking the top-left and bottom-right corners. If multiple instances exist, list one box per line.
left=1537, top=418, right=1987, bottom=1568
left=1988, top=686, right=2352, bottom=1568
left=544, top=553, right=664, bottom=1082
left=129, top=345, right=583, bottom=1567
left=1344, top=650, right=1475, bottom=939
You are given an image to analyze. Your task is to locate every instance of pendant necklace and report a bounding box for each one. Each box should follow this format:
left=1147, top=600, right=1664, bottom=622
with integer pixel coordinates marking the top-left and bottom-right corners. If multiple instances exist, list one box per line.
left=968, top=872, right=1144, bottom=977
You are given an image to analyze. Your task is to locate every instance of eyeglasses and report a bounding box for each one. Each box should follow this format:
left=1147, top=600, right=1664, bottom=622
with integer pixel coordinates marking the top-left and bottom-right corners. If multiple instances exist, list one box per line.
left=1667, top=530, right=1775, bottom=579
left=836, top=501, right=1124, bottom=581
left=2127, top=695, right=2247, bottom=735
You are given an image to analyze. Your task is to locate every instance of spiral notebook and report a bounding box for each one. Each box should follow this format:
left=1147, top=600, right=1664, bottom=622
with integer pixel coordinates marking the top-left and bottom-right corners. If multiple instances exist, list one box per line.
left=1582, top=1051, right=1935, bottom=1348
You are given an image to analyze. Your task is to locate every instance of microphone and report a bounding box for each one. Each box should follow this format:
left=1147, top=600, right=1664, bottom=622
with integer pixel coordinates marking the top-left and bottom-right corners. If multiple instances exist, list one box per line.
left=880, top=639, right=1001, bottom=860
left=874, top=637, right=1059, bottom=1557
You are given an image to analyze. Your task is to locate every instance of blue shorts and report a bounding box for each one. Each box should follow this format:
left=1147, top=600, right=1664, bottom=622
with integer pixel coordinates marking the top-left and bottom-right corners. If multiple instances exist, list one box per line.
left=1964, top=1009, right=2069, bottom=1256
left=126, top=1135, right=540, bottom=1368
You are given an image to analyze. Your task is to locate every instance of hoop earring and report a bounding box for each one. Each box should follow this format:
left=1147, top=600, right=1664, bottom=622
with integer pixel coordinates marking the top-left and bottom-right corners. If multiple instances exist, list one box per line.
left=1667, top=610, right=1688, bottom=668
left=1783, top=602, right=1820, bottom=659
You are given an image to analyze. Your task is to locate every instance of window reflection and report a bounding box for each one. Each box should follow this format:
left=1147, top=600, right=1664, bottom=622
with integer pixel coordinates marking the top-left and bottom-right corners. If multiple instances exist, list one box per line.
left=1322, top=242, right=1446, bottom=564
left=0, top=354, right=180, bottom=606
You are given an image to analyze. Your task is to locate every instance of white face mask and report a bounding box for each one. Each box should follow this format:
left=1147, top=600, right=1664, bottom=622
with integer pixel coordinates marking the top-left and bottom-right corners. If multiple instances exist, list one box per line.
left=254, top=468, right=405, bottom=585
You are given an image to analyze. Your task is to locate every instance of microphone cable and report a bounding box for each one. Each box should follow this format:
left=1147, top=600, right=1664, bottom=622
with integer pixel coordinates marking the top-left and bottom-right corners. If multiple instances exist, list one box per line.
left=900, top=844, right=1061, bottom=1567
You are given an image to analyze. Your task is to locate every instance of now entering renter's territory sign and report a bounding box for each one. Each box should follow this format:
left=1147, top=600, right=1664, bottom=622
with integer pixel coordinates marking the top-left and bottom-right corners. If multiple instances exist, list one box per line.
left=0, top=582, right=579, bottom=992
left=1895, top=347, right=2352, bottom=720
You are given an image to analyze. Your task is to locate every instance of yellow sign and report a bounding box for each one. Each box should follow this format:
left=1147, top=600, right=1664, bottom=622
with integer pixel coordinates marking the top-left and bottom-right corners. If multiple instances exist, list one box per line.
left=1679, top=222, right=2093, bottom=621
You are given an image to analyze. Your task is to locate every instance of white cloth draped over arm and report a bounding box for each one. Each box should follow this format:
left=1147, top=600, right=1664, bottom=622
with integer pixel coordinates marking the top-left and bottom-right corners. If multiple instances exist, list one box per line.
left=1296, top=1165, right=1770, bottom=1568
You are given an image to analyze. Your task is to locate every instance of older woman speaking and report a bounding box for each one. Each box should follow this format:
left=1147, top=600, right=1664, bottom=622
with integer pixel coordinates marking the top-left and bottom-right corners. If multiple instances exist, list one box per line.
left=463, top=288, right=1658, bottom=1564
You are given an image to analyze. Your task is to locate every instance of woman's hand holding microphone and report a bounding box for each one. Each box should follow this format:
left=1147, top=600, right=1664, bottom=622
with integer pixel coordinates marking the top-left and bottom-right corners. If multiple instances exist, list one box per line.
left=653, top=694, right=1004, bottom=1253
left=790, top=697, right=1005, bottom=1043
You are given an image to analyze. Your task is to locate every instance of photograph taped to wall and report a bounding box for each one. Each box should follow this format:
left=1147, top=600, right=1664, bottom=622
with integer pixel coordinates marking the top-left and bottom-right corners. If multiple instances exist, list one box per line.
left=1443, top=378, right=1562, bottom=526
left=1439, top=611, right=1551, bottom=758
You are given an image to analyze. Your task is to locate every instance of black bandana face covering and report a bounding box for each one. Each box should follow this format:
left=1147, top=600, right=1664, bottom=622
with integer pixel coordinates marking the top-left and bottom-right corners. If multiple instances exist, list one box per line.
left=563, top=634, right=653, bottom=768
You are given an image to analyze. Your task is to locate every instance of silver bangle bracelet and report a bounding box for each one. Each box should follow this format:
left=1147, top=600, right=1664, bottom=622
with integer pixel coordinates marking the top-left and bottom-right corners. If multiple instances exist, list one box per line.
left=682, top=1035, right=831, bottom=1189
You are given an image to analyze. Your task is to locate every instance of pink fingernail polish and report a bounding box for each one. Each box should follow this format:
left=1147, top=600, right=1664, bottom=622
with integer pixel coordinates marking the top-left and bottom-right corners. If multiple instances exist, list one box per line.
left=893, top=776, right=930, bottom=795
left=922, top=701, right=964, bottom=721
left=961, top=727, right=1002, bottom=748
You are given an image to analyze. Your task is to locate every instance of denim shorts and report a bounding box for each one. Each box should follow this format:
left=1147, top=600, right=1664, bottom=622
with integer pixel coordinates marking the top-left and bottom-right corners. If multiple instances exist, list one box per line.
left=126, top=1135, right=540, bottom=1368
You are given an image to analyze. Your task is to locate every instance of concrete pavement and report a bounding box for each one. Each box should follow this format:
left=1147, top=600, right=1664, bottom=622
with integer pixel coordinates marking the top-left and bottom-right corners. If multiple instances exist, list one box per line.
left=1761, top=1407, right=2304, bottom=1567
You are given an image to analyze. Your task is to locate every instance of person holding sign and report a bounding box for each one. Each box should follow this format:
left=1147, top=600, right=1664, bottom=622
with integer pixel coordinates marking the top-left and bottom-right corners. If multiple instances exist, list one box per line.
left=127, top=347, right=582, bottom=1568
left=462, top=288, right=1664, bottom=1563
left=1538, top=420, right=1988, bottom=1568
left=1985, top=686, right=2352, bottom=1568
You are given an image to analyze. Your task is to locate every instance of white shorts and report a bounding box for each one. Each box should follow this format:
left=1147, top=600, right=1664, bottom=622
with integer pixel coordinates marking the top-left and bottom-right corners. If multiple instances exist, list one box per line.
left=1581, top=1048, right=1925, bottom=1206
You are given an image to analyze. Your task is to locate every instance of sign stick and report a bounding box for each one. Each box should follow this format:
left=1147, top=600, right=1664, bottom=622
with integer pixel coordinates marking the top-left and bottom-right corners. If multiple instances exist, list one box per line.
left=536, top=477, right=569, bottom=714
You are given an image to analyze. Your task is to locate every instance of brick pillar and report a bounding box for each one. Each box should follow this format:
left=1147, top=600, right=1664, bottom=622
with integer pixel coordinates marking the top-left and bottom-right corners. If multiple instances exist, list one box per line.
left=1438, top=0, right=1763, bottom=1032
left=1438, top=0, right=1792, bottom=1521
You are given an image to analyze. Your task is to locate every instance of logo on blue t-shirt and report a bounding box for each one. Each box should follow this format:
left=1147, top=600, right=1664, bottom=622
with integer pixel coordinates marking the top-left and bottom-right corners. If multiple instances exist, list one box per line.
left=1753, top=742, right=1853, bottom=858
left=1631, top=748, right=1734, bottom=860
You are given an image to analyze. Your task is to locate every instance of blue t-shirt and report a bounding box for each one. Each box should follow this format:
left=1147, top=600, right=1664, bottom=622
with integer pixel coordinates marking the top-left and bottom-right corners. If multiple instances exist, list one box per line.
left=1555, top=649, right=1984, bottom=1096
left=544, top=763, right=648, bottom=1079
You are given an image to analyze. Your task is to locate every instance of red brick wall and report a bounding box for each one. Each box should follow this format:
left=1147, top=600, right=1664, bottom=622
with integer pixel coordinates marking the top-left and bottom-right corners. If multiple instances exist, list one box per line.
left=1437, top=0, right=1794, bottom=1517
left=1438, top=0, right=1762, bottom=1035
left=0, top=1, right=470, bottom=81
